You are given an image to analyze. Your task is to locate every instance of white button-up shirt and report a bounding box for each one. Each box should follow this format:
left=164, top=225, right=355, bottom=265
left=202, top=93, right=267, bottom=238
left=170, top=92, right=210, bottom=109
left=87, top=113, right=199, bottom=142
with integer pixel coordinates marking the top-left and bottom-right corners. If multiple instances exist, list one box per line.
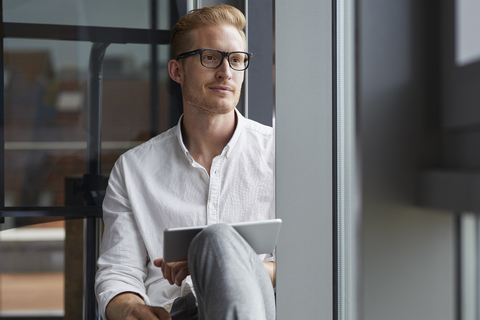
left=95, top=110, right=275, bottom=319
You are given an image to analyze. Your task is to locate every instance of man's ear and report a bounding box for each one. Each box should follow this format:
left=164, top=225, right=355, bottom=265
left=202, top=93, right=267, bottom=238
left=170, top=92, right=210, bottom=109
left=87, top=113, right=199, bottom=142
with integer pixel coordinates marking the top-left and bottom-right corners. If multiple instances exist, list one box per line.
left=168, top=59, right=183, bottom=84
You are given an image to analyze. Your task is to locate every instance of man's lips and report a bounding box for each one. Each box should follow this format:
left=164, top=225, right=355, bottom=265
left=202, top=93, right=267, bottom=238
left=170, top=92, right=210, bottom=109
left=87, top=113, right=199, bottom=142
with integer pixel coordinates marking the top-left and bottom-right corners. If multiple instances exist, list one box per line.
left=209, top=85, right=234, bottom=94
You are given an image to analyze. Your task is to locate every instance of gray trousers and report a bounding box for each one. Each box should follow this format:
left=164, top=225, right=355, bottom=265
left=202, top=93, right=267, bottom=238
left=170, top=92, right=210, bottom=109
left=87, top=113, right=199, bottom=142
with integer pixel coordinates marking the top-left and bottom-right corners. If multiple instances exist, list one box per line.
left=170, top=224, right=276, bottom=320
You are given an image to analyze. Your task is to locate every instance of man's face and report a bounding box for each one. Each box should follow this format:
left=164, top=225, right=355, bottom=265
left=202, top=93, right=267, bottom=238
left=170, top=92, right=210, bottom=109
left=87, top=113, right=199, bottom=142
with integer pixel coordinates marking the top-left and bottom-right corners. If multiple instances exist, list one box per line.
left=173, top=24, right=246, bottom=116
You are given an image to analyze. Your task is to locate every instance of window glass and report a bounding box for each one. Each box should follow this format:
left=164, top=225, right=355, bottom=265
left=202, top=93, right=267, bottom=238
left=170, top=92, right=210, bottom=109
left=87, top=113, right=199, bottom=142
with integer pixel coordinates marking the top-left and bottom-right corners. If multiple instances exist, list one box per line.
left=4, top=40, right=171, bottom=207
left=3, top=0, right=171, bottom=30
left=0, top=222, right=65, bottom=316
left=2, top=1, right=174, bottom=317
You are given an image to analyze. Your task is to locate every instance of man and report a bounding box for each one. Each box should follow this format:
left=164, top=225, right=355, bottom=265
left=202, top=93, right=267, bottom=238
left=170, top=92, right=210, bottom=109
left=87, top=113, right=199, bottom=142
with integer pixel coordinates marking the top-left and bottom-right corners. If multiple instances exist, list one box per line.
left=95, top=5, right=275, bottom=320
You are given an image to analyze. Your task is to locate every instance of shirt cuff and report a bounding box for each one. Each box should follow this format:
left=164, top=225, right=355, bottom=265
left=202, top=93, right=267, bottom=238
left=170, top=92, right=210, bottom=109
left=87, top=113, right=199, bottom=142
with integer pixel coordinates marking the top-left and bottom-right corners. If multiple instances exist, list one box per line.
left=97, top=286, right=150, bottom=320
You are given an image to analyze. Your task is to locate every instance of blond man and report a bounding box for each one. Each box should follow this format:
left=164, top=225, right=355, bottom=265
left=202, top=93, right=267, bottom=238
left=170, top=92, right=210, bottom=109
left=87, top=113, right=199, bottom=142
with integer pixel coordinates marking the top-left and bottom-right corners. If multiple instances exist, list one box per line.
left=95, top=5, right=275, bottom=320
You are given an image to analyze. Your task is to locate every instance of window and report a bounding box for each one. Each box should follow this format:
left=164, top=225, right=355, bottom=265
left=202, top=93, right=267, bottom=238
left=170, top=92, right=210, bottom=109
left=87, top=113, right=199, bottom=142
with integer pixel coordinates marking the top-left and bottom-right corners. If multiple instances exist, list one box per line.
left=1, top=1, right=181, bottom=318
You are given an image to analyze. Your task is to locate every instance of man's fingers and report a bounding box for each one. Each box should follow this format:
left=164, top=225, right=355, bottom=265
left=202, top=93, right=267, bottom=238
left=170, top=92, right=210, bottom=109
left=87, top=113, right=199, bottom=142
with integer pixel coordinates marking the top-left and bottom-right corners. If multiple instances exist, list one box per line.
left=152, top=306, right=172, bottom=320
left=170, top=261, right=189, bottom=285
left=174, top=265, right=190, bottom=286
left=163, top=264, right=173, bottom=285
left=126, top=305, right=171, bottom=320
left=154, top=258, right=189, bottom=286
left=153, top=258, right=163, bottom=268
left=157, top=259, right=173, bottom=285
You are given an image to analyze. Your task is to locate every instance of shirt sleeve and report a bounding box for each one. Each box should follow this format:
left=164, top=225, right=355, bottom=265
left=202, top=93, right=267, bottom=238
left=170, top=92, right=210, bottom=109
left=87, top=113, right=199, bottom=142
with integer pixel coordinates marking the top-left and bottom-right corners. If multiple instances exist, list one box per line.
left=95, top=157, right=151, bottom=320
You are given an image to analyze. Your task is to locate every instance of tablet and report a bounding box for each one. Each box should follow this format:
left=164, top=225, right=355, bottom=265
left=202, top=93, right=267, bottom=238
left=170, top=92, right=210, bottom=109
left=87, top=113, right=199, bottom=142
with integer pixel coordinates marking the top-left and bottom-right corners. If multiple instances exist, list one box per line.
left=163, top=219, right=282, bottom=263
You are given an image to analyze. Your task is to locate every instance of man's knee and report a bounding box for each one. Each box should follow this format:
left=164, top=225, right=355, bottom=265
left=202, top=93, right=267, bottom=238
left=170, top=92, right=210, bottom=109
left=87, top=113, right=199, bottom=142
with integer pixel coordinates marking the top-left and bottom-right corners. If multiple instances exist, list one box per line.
left=191, top=224, right=235, bottom=248
left=188, top=224, right=240, bottom=262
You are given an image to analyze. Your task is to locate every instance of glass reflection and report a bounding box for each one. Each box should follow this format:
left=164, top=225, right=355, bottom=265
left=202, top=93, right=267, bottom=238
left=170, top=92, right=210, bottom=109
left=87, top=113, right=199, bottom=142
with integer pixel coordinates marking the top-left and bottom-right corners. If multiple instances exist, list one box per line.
left=0, top=222, right=65, bottom=316
left=3, top=40, right=171, bottom=207
left=2, top=1, right=174, bottom=317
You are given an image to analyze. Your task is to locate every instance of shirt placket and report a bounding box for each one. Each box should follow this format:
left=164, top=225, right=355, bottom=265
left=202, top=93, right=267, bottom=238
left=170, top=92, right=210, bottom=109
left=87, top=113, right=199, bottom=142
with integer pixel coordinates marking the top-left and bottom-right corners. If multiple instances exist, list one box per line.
left=206, top=156, right=224, bottom=225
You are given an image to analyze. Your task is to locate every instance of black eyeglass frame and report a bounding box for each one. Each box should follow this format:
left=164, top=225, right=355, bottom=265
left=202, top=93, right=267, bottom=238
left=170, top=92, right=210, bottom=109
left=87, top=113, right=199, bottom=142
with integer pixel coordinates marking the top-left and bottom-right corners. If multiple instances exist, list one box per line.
left=175, top=48, right=253, bottom=71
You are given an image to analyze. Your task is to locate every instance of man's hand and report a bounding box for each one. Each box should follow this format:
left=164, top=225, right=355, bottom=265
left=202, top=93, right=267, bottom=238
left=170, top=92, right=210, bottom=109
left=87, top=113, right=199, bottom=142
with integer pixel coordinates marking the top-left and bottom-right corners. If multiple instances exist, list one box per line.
left=106, top=292, right=171, bottom=320
left=154, top=258, right=190, bottom=286
left=123, top=305, right=171, bottom=320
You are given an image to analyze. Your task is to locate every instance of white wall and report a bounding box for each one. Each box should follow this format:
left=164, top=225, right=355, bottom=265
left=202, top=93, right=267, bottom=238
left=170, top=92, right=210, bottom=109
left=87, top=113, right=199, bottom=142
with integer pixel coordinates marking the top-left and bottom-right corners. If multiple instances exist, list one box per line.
left=275, top=0, right=334, bottom=319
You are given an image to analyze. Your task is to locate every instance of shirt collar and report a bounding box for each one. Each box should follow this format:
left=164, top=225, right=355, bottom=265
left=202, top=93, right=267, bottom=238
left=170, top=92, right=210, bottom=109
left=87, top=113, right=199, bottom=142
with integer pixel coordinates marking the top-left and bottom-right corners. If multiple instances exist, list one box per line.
left=224, top=109, right=244, bottom=158
left=175, top=109, right=245, bottom=162
left=175, top=114, right=193, bottom=164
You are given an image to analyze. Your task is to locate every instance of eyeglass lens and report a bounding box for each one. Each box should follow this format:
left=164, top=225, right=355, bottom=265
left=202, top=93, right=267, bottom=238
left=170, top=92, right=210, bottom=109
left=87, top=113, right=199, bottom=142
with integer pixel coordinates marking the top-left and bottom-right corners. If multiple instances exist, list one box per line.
left=201, top=50, right=249, bottom=70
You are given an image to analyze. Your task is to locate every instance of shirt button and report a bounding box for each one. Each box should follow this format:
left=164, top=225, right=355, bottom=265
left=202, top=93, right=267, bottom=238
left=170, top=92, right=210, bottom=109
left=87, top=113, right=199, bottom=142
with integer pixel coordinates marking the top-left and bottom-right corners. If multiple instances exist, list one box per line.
left=164, top=303, right=172, bottom=312
left=201, top=173, right=206, bottom=178
left=209, top=204, right=215, bottom=210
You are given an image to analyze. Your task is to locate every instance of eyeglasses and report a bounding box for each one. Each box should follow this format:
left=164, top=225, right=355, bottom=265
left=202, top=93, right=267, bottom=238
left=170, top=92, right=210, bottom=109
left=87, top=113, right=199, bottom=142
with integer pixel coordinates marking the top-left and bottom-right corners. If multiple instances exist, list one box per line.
left=176, top=48, right=253, bottom=71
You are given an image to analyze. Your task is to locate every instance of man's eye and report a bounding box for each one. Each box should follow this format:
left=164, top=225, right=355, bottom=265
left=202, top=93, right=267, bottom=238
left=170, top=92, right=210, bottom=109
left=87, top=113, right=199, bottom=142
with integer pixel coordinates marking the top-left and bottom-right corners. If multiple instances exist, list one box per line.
left=230, top=54, right=245, bottom=65
left=204, top=55, right=217, bottom=61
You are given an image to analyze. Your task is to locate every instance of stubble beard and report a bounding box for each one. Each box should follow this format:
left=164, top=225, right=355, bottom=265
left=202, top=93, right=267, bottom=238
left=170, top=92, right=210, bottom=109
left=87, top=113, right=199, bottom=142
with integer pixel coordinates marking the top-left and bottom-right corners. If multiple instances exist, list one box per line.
left=182, top=74, right=241, bottom=116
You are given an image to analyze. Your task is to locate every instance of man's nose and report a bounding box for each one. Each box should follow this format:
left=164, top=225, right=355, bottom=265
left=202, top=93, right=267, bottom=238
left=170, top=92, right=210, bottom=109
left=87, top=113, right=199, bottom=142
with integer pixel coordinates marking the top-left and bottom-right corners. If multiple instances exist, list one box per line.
left=216, top=57, right=233, bottom=78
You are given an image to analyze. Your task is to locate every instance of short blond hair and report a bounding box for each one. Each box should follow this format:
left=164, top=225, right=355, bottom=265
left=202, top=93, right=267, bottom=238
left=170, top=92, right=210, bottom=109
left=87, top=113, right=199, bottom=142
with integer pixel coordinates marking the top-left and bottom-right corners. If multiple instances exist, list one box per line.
left=170, top=5, right=247, bottom=59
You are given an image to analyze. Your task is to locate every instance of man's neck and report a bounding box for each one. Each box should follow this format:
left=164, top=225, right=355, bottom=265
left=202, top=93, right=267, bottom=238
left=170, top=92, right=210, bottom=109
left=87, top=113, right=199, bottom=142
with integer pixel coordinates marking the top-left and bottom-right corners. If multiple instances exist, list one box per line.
left=181, top=109, right=237, bottom=174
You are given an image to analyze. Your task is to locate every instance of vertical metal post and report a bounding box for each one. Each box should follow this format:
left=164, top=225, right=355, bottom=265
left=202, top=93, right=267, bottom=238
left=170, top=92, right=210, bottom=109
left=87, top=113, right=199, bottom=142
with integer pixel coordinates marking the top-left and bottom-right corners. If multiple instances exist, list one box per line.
left=1, top=0, right=6, bottom=224
left=150, top=0, right=159, bottom=137
left=87, top=43, right=109, bottom=177
left=336, top=1, right=360, bottom=320
left=84, top=42, right=110, bottom=320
